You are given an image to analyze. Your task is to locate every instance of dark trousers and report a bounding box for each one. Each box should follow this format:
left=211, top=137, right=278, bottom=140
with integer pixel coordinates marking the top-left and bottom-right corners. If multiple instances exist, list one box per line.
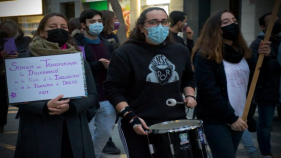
left=121, top=123, right=151, bottom=158
left=0, top=85, right=8, bottom=127
left=204, top=124, right=243, bottom=158
left=257, top=103, right=276, bottom=155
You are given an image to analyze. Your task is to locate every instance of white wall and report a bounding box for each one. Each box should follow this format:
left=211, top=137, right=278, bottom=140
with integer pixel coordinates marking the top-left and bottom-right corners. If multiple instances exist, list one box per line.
left=50, top=0, right=86, bottom=18
left=241, top=0, right=256, bottom=46
left=241, top=0, right=280, bottom=46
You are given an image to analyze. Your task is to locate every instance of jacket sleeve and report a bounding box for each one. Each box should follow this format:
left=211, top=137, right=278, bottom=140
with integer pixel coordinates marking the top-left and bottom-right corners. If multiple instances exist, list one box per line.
left=194, top=52, right=238, bottom=124
left=186, top=39, right=194, bottom=53
left=84, top=42, right=107, bottom=75
left=250, top=38, right=281, bottom=75
left=88, top=60, right=107, bottom=74
left=69, top=60, right=98, bottom=114
left=180, top=49, right=195, bottom=91
left=13, top=101, right=47, bottom=116
left=104, top=51, right=132, bottom=107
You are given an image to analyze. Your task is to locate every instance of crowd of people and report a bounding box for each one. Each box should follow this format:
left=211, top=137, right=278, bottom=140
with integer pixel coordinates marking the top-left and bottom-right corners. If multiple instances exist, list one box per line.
left=0, top=6, right=280, bottom=158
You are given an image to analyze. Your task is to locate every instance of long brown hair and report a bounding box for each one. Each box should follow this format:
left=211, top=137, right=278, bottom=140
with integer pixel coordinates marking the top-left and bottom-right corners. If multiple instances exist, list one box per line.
left=101, top=10, right=115, bottom=35
left=0, top=20, right=23, bottom=38
left=192, top=10, right=251, bottom=63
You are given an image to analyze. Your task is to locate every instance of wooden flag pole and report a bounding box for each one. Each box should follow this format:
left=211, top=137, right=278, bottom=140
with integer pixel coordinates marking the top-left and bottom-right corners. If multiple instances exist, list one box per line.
left=242, top=0, right=281, bottom=121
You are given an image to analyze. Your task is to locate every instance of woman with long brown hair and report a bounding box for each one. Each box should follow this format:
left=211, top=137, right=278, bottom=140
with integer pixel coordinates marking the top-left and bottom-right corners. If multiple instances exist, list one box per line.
left=192, top=10, right=270, bottom=158
left=13, top=13, right=98, bottom=158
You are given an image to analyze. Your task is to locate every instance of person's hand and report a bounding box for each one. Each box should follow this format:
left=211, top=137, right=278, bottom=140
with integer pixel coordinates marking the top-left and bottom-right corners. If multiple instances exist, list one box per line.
left=184, top=96, right=197, bottom=108
left=186, top=27, right=194, bottom=40
left=99, top=58, right=110, bottom=69
left=47, top=94, right=70, bottom=115
left=1, top=50, right=18, bottom=59
left=133, top=117, right=150, bottom=135
left=258, top=41, right=271, bottom=56
left=231, top=118, right=248, bottom=131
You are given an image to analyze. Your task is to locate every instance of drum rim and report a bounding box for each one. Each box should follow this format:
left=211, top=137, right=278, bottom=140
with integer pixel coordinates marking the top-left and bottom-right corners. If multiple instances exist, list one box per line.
left=148, top=119, right=203, bottom=134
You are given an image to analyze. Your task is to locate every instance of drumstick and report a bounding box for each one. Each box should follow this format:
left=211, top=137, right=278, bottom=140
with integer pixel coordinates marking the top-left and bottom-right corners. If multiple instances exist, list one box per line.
left=166, top=98, right=184, bottom=106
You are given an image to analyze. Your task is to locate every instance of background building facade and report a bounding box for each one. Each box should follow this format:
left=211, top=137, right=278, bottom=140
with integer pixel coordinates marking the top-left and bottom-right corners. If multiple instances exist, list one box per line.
left=0, top=0, right=280, bottom=44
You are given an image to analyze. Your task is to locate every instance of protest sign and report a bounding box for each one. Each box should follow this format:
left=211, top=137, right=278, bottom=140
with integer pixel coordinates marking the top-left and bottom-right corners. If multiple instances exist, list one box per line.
left=5, top=53, right=87, bottom=103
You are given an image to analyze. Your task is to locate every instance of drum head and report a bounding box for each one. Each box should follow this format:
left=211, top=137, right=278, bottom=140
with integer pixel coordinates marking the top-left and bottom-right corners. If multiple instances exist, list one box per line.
left=149, top=119, right=202, bottom=134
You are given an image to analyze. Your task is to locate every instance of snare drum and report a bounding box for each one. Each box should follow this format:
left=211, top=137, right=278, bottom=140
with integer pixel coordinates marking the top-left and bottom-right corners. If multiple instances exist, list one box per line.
left=147, top=119, right=209, bottom=158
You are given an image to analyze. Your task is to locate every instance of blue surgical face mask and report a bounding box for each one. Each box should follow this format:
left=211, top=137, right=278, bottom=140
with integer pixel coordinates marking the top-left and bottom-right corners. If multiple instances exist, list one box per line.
left=144, top=25, right=169, bottom=45
left=88, top=22, right=104, bottom=36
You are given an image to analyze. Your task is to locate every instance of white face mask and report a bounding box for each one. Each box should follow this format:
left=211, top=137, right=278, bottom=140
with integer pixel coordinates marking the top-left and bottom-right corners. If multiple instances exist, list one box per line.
left=87, top=22, right=104, bottom=36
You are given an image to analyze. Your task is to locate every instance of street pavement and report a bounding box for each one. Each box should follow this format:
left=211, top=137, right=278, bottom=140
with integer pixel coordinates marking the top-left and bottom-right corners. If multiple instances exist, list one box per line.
left=0, top=106, right=281, bottom=158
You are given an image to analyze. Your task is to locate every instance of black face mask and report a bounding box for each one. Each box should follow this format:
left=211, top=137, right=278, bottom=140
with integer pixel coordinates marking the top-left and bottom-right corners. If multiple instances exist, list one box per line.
left=46, top=28, right=69, bottom=47
left=271, top=21, right=281, bottom=35
left=221, top=23, right=240, bottom=41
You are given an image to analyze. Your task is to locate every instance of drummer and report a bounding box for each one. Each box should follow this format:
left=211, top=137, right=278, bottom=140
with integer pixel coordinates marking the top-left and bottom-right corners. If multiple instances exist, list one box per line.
left=104, top=7, right=196, bottom=158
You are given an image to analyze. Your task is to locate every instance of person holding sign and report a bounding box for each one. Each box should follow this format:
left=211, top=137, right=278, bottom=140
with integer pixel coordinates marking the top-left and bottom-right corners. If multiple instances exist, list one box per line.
left=250, top=13, right=281, bottom=158
left=104, top=7, right=196, bottom=158
left=14, top=13, right=98, bottom=158
left=0, top=20, right=31, bottom=133
left=192, top=10, right=271, bottom=158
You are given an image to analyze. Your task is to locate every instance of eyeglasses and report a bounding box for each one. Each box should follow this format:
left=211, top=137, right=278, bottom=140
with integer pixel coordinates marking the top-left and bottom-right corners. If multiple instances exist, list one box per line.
left=145, top=19, right=169, bottom=27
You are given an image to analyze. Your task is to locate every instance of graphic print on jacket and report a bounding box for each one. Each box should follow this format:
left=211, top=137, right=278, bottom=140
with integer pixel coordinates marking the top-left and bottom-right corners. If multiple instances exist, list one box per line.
left=146, top=54, right=179, bottom=85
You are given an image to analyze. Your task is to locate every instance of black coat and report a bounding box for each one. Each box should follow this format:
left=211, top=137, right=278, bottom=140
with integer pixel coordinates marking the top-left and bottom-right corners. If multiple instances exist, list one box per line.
left=250, top=34, right=281, bottom=105
left=194, top=51, right=255, bottom=124
left=14, top=52, right=98, bottom=158
left=170, top=32, right=194, bottom=53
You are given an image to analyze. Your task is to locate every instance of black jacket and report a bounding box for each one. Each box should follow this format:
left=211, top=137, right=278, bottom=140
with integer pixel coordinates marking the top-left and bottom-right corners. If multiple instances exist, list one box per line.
left=170, top=32, right=194, bottom=53
left=250, top=34, right=281, bottom=105
left=194, top=51, right=255, bottom=124
left=14, top=51, right=97, bottom=158
left=99, top=32, right=120, bottom=52
left=84, top=36, right=113, bottom=102
left=84, top=36, right=113, bottom=75
left=73, top=32, right=85, bottom=46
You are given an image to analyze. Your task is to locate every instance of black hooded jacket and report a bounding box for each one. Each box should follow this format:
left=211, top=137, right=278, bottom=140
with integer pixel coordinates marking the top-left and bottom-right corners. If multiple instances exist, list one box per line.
left=104, top=39, right=195, bottom=122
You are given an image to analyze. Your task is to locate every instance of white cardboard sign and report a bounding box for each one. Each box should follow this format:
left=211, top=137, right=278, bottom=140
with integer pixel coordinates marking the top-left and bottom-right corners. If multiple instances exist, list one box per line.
left=5, top=53, right=87, bottom=103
